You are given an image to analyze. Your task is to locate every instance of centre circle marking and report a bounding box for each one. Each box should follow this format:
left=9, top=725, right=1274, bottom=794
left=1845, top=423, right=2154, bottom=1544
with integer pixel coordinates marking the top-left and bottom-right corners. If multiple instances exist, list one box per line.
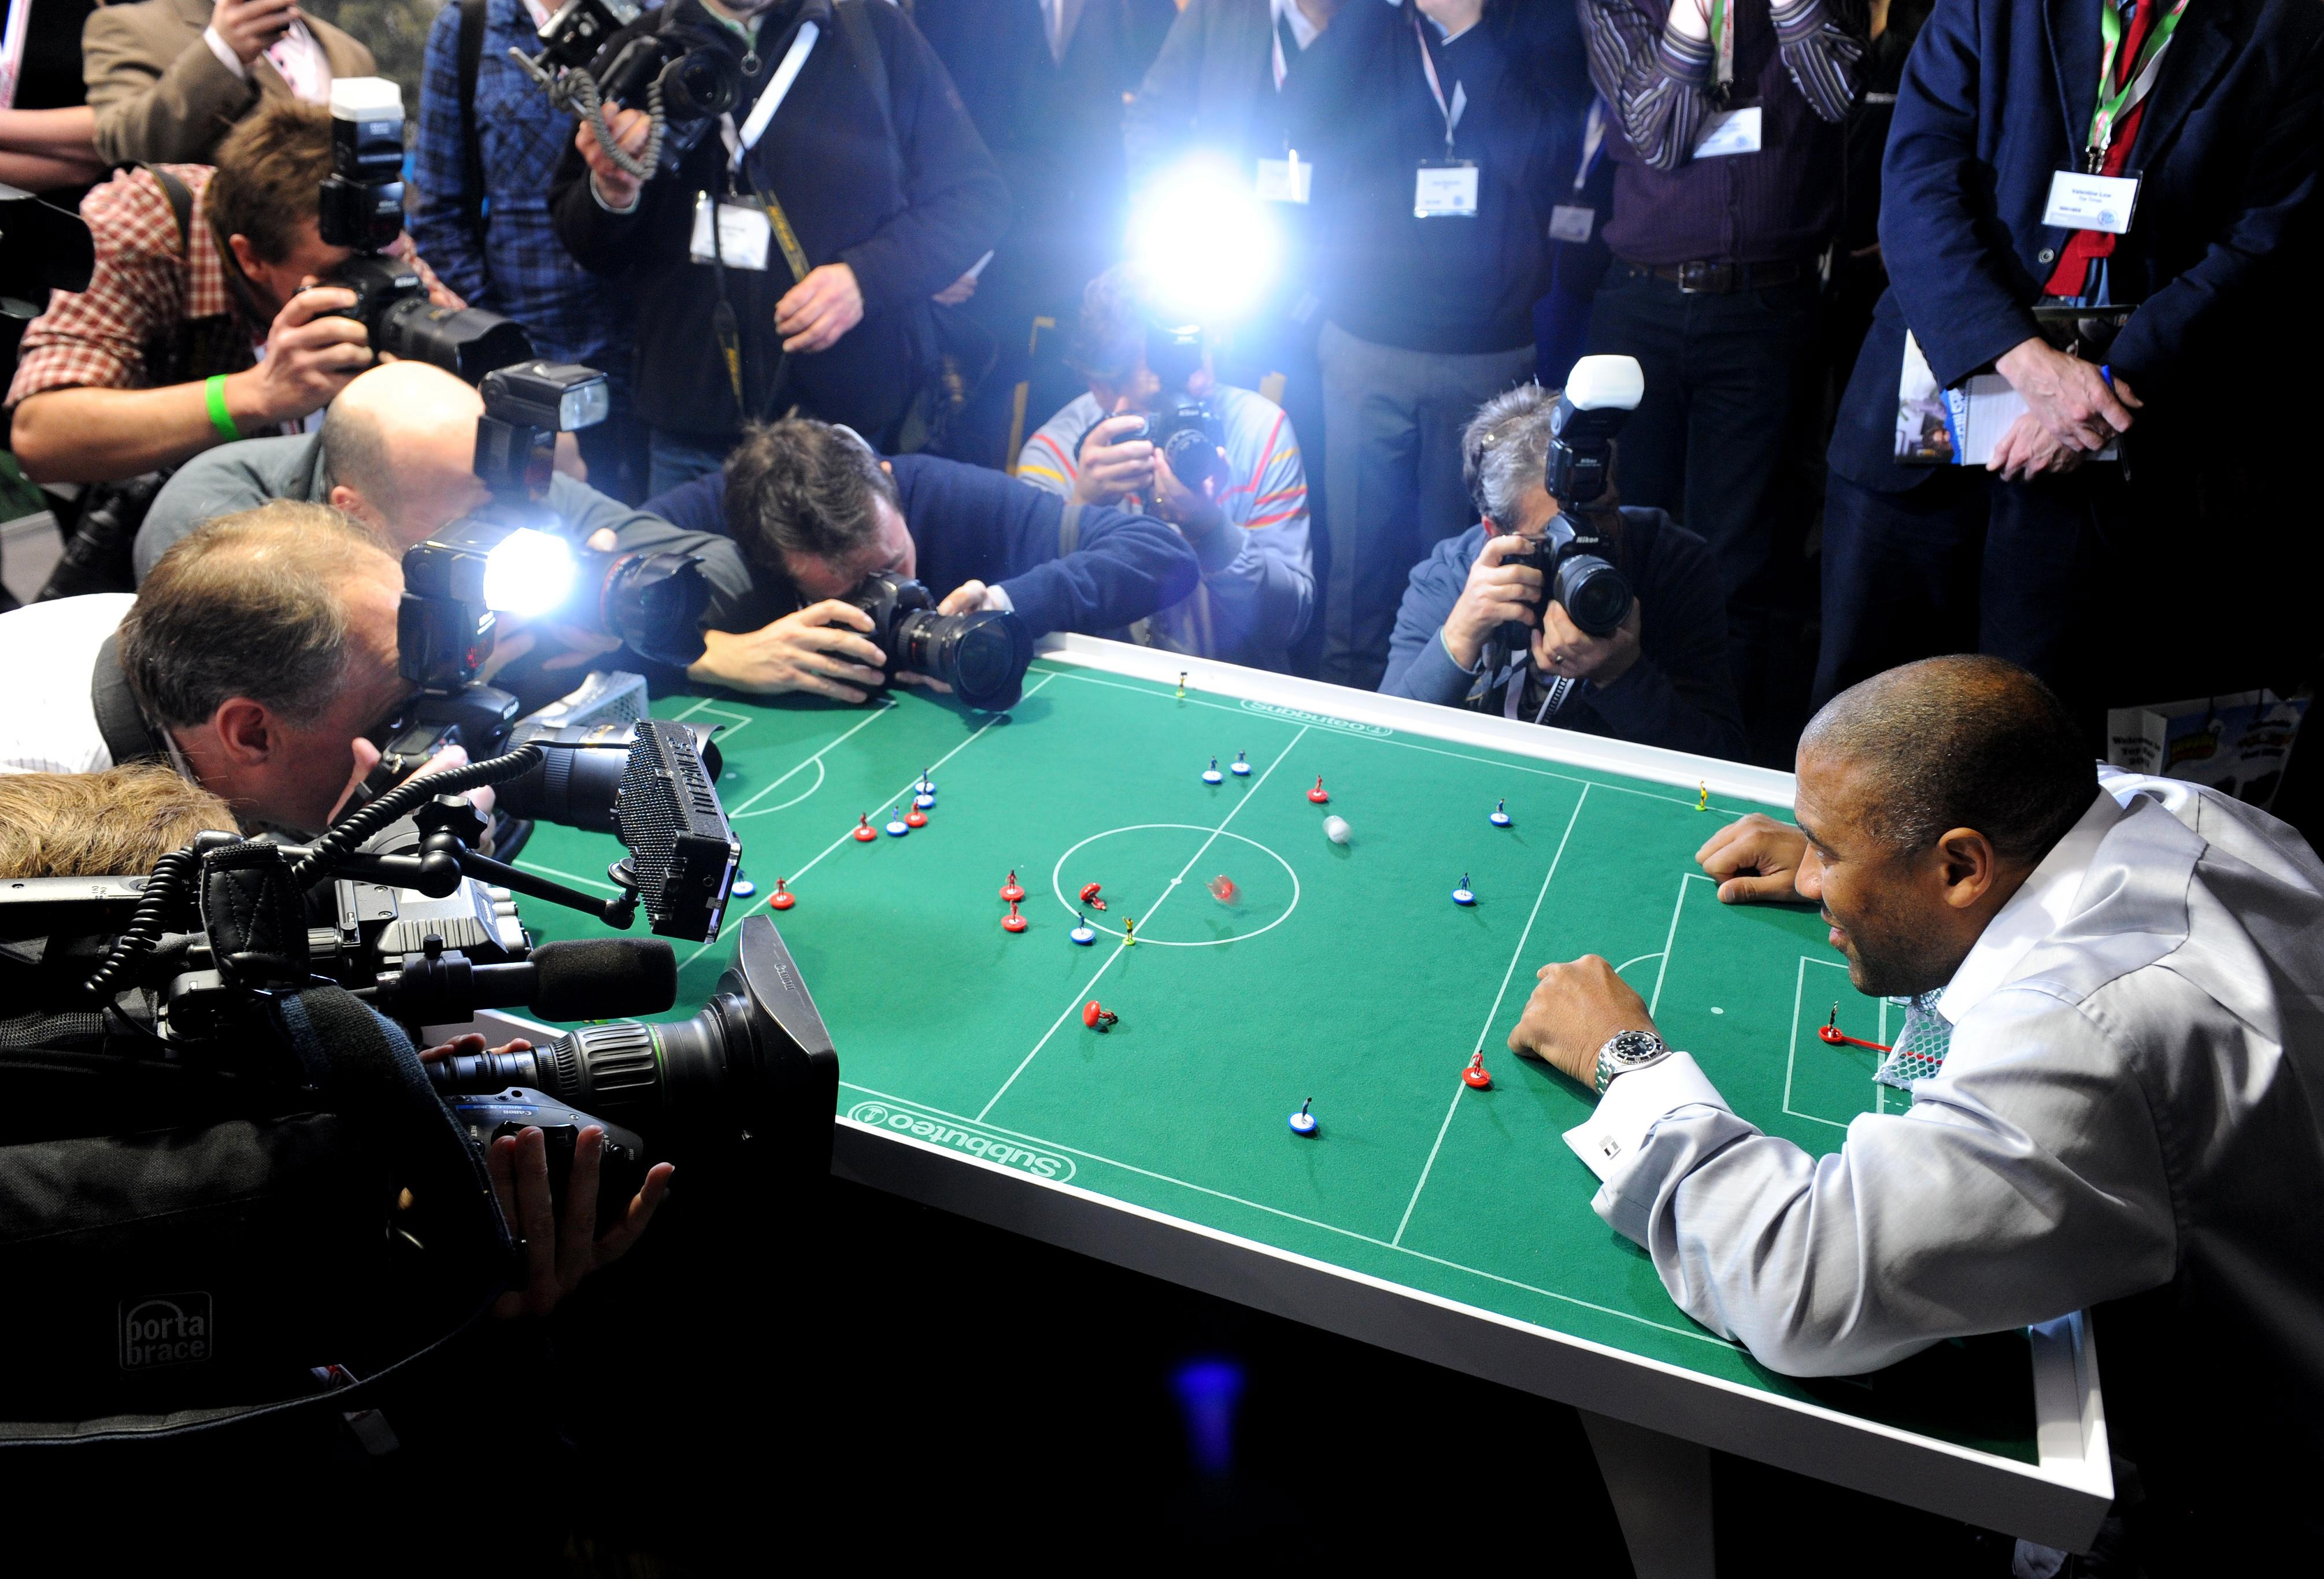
left=1051, top=824, right=1301, bottom=948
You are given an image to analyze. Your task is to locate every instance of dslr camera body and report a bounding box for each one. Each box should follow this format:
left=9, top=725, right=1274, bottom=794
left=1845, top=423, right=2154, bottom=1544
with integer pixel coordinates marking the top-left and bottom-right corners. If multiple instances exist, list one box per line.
left=1132, top=320, right=1230, bottom=498
left=315, top=77, right=536, bottom=382
left=516, top=0, right=743, bottom=178
left=1500, top=355, right=1646, bottom=646
left=845, top=570, right=1035, bottom=713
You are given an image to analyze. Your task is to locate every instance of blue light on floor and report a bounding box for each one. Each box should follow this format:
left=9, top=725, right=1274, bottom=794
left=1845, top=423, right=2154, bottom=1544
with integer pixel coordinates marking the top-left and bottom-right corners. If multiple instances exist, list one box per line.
left=1170, top=1357, right=1248, bottom=1478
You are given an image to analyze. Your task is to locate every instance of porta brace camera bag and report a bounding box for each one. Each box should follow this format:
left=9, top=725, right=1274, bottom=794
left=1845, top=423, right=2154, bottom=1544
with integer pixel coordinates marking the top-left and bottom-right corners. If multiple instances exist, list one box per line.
left=0, top=987, right=512, bottom=1444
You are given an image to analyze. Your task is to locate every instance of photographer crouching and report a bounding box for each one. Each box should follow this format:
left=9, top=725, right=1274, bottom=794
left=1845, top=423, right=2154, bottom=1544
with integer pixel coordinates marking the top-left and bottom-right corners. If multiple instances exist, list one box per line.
left=639, top=419, right=1200, bottom=705
left=1381, top=369, right=1745, bottom=759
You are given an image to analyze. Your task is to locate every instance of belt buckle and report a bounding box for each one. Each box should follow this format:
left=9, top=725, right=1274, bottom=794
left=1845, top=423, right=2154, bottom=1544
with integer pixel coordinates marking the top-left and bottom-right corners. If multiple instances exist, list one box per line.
left=1675, top=261, right=1733, bottom=294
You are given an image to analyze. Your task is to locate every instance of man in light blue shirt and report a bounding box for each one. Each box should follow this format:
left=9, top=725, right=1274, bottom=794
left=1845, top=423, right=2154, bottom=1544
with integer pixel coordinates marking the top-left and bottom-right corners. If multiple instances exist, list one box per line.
left=1016, top=264, right=1312, bottom=671
left=1510, top=654, right=2324, bottom=1563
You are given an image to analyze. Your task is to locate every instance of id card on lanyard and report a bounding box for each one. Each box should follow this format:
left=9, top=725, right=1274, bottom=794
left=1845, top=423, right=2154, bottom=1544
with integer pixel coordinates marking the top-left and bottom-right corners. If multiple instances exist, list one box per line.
left=1549, top=99, right=1607, bottom=243
left=1691, top=0, right=1762, bottom=157
left=2041, top=0, right=2188, bottom=235
left=1412, top=10, right=1478, bottom=218
left=704, top=17, right=819, bottom=278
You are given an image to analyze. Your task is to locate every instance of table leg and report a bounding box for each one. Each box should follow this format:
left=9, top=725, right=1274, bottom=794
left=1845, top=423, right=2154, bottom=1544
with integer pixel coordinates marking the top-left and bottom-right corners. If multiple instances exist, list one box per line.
left=1579, top=1410, right=1715, bottom=1579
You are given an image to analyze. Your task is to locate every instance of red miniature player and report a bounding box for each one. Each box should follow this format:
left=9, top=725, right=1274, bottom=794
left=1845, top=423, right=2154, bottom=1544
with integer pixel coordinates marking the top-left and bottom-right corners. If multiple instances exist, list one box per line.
left=1307, top=776, right=1330, bottom=804
left=1001, top=869, right=1026, bottom=902
left=852, top=813, right=876, bottom=843
left=1002, top=899, right=1027, bottom=933
left=1082, top=1000, right=1119, bottom=1031
left=1207, top=874, right=1238, bottom=904
left=1079, top=881, right=1107, bottom=910
left=769, top=879, right=795, bottom=910
left=1818, top=1002, right=1892, bottom=1052
left=1463, top=1051, right=1492, bottom=1089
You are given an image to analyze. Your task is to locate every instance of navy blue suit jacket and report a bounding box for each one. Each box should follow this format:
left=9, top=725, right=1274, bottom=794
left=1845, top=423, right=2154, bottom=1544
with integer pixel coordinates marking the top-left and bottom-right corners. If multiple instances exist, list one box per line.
left=1829, top=0, right=2323, bottom=490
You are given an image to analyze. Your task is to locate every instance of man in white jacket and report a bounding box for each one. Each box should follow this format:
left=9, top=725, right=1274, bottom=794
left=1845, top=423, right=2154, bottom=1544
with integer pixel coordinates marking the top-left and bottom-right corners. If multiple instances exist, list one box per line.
left=1513, top=653, right=2324, bottom=1562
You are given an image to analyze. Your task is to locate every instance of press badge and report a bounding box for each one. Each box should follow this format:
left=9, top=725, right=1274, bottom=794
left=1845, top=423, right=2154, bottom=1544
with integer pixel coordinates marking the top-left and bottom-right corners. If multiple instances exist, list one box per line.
left=1414, top=161, right=1479, bottom=218
left=1256, top=153, right=1312, bottom=205
left=2042, top=170, right=2140, bottom=235
left=690, top=193, right=772, bottom=270
left=1692, top=105, right=1762, bottom=158
left=1548, top=204, right=1595, bottom=244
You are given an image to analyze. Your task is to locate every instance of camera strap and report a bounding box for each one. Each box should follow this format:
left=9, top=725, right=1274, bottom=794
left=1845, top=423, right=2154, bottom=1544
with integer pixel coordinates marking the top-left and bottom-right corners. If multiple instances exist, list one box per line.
left=89, top=633, right=173, bottom=769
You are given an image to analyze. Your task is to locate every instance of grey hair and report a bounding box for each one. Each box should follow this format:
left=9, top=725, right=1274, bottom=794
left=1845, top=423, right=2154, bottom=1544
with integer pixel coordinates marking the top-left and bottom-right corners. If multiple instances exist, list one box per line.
left=1461, top=383, right=1559, bottom=527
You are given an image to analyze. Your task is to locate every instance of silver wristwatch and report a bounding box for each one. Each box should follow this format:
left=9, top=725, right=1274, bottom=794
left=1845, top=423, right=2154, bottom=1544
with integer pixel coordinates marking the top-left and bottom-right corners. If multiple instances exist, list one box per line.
left=1594, top=1030, right=1674, bottom=1094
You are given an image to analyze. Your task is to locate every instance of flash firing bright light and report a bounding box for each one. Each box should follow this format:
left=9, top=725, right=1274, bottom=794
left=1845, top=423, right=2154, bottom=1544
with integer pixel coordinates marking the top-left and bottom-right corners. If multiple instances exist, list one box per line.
left=480, top=526, right=578, bottom=616
left=1127, top=157, right=1282, bottom=325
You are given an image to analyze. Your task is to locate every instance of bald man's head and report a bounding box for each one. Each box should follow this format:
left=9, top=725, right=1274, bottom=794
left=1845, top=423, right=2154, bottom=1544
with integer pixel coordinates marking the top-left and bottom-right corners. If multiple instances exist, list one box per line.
left=1801, top=656, right=2094, bottom=865
left=321, top=361, right=490, bottom=550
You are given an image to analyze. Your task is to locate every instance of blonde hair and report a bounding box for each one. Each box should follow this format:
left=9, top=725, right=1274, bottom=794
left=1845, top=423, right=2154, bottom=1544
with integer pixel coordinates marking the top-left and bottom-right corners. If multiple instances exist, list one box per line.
left=0, top=766, right=236, bottom=878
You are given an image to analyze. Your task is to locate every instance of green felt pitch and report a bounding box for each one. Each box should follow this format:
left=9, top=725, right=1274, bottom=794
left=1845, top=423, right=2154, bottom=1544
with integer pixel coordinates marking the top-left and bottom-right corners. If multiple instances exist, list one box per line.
left=517, top=660, right=2036, bottom=1460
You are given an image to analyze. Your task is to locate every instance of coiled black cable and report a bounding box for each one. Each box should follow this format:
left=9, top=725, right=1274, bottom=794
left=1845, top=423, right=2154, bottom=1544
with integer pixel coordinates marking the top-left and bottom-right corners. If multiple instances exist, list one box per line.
left=80, top=847, right=199, bottom=1002
left=289, top=743, right=543, bottom=888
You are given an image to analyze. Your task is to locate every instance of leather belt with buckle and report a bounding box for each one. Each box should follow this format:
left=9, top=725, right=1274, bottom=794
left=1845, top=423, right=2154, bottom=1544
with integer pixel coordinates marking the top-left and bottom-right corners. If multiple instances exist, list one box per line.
left=1623, top=260, right=1808, bottom=294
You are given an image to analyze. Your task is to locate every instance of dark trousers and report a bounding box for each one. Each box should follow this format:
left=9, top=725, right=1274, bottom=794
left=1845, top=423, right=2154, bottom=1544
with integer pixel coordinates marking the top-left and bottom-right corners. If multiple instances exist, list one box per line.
left=1585, top=267, right=1824, bottom=764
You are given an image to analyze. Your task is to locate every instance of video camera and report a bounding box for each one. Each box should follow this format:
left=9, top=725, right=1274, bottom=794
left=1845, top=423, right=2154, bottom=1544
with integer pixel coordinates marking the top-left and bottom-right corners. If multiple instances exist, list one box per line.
left=314, top=77, right=536, bottom=383
left=1500, top=355, right=1645, bottom=648
left=513, top=0, right=742, bottom=183
left=0, top=732, right=819, bottom=1225
left=369, top=361, right=713, bottom=800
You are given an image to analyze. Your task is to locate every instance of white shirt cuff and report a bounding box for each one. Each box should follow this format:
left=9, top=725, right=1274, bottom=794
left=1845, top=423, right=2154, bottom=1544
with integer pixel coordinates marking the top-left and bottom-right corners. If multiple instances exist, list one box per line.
left=1560, top=1051, right=1732, bottom=1183
left=984, top=583, right=1015, bottom=613
left=203, top=24, right=250, bottom=80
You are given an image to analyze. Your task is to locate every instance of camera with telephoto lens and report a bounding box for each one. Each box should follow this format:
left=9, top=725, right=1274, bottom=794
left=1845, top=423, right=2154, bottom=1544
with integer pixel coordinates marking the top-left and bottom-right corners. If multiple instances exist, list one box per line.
left=1133, top=320, right=1230, bottom=497
left=1498, top=355, right=1645, bottom=647
left=314, top=77, right=536, bottom=383
left=844, top=570, right=1035, bottom=714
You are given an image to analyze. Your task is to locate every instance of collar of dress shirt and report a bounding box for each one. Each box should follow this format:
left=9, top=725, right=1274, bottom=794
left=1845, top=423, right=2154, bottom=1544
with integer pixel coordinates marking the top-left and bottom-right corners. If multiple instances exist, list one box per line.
left=1936, top=790, right=2126, bottom=1024
left=1274, top=0, right=1322, bottom=50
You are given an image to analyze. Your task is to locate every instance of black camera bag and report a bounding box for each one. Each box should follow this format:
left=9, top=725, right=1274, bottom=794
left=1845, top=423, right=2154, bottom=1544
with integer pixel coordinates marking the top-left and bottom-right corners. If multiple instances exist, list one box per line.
left=0, top=987, right=512, bottom=1444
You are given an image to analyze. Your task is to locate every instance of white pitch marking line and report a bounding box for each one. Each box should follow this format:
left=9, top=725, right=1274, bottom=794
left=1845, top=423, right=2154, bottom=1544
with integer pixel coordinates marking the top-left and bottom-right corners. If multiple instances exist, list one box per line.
left=1392, top=784, right=1591, bottom=1248
left=513, top=859, right=623, bottom=895
left=843, top=1080, right=1740, bottom=1351
left=1648, top=874, right=1708, bottom=1017
left=1034, top=666, right=1760, bottom=816
left=1614, top=950, right=1664, bottom=977
left=678, top=677, right=1056, bottom=969
left=975, top=724, right=1310, bottom=1123
left=726, top=702, right=893, bottom=817
left=1783, top=954, right=1856, bottom=1132
left=732, top=755, right=826, bottom=820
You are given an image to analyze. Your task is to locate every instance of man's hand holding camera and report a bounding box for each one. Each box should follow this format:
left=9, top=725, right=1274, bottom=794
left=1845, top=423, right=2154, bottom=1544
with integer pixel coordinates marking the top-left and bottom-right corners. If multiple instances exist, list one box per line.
left=576, top=104, right=654, bottom=212
left=419, top=1034, right=675, bottom=1320
left=227, top=283, right=371, bottom=429
left=1073, top=413, right=1160, bottom=509
left=689, top=600, right=889, bottom=702
left=1535, top=594, right=1640, bottom=686
left=210, top=0, right=301, bottom=64
left=1149, top=444, right=1228, bottom=546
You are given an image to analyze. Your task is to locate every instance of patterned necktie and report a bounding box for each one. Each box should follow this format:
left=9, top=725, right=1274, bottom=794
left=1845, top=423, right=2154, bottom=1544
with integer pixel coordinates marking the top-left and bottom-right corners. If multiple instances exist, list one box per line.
left=1874, top=991, right=1952, bottom=1092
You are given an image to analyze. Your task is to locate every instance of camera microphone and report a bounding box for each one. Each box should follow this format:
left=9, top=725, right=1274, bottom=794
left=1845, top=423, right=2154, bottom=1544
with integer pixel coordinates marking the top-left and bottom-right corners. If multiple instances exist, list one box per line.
left=375, top=936, right=678, bottom=1024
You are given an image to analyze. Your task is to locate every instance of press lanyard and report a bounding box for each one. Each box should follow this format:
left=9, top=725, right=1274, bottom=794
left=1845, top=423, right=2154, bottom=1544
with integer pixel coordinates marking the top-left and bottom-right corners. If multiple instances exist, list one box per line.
left=1574, top=98, right=1607, bottom=192
left=1412, top=10, right=1467, bottom=155
left=1707, top=0, right=1734, bottom=92
left=721, top=18, right=820, bottom=171
left=2088, top=0, right=2188, bottom=171
left=1, top=0, right=34, bottom=110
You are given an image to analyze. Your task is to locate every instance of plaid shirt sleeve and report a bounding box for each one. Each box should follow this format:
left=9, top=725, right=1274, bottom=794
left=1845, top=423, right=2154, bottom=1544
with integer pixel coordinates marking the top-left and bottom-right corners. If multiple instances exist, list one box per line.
left=5, top=170, right=193, bottom=409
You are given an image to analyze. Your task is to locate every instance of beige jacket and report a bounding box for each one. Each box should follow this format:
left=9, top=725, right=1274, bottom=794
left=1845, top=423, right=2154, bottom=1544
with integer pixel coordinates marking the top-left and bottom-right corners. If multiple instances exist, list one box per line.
left=83, top=0, right=375, bottom=166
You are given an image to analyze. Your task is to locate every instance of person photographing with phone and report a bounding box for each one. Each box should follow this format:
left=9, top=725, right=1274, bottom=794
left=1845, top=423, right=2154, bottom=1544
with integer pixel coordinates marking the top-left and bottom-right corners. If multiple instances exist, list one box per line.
left=1380, top=363, right=1744, bottom=759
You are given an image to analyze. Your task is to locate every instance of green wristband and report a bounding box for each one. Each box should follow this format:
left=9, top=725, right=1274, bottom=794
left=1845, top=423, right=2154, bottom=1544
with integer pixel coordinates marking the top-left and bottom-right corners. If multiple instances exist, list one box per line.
left=205, top=374, right=240, bottom=443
